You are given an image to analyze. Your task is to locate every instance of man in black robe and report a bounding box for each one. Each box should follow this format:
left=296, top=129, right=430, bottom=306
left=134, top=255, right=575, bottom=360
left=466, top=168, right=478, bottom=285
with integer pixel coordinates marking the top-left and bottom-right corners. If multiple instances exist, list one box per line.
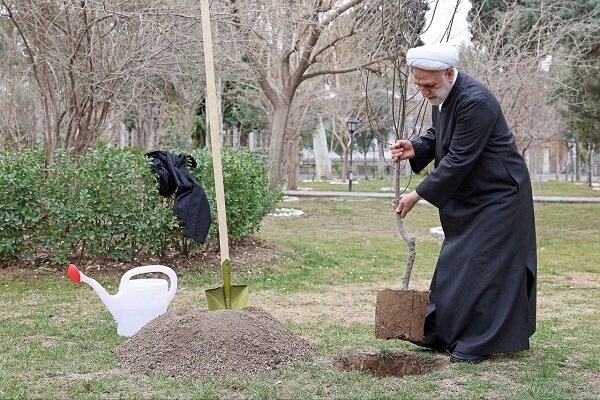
left=390, top=44, right=537, bottom=363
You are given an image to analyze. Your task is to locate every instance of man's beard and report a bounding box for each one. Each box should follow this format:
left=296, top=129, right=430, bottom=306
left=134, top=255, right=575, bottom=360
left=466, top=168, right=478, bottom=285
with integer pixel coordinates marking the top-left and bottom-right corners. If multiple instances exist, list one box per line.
left=428, top=80, right=452, bottom=106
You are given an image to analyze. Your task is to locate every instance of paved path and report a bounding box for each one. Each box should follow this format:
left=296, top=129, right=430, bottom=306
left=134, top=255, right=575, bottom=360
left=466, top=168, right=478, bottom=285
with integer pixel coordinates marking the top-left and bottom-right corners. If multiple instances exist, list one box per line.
left=284, top=190, right=600, bottom=204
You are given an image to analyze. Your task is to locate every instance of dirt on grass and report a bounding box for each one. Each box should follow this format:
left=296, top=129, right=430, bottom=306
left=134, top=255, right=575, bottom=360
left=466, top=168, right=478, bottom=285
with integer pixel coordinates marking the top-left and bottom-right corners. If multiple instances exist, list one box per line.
left=5, top=232, right=597, bottom=384
left=117, top=306, right=315, bottom=378
left=250, top=279, right=431, bottom=327
left=2, top=237, right=316, bottom=380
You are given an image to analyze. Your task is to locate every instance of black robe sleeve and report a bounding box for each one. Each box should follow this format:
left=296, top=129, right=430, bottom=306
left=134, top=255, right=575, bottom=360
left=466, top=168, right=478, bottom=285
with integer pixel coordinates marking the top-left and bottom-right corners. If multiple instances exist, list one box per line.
left=410, top=125, right=436, bottom=173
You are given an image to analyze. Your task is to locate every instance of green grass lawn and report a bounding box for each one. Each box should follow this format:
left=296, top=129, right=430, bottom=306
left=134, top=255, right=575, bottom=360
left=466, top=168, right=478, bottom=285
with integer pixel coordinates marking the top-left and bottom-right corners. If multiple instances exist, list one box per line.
left=297, top=176, right=600, bottom=198
left=1, top=200, right=599, bottom=399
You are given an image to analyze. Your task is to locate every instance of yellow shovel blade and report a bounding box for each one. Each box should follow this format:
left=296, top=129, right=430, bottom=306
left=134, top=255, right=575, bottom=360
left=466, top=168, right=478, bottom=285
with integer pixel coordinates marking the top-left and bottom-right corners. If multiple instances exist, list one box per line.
left=205, top=285, right=250, bottom=310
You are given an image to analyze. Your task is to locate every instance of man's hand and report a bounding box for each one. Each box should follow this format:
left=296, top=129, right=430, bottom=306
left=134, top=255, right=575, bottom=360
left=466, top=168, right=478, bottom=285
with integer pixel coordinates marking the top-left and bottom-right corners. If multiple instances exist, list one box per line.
left=390, top=140, right=415, bottom=162
left=392, top=191, right=422, bottom=218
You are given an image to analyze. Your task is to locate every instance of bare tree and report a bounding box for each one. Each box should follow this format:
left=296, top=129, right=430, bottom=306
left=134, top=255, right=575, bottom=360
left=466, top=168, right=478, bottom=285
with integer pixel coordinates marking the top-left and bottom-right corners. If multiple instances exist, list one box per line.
left=0, top=0, right=205, bottom=163
left=217, top=0, right=429, bottom=187
left=0, top=9, right=45, bottom=148
left=462, top=2, right=600, bottom=157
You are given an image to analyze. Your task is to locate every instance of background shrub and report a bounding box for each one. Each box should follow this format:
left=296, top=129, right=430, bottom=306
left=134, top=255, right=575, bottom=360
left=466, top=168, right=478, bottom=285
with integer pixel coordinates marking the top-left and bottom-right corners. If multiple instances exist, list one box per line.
left=0, top=148, right=45, bottom=261
left=191, top=147, right=283, bottom=241
left=39, top=148, right=181, bottom=264
left=0, top=146, right=282, bottom=266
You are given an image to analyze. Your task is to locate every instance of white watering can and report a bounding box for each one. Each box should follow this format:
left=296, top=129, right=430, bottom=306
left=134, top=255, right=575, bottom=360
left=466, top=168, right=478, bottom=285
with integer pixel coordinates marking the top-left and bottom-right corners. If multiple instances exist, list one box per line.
left=67, top=264, right=177, bottom=337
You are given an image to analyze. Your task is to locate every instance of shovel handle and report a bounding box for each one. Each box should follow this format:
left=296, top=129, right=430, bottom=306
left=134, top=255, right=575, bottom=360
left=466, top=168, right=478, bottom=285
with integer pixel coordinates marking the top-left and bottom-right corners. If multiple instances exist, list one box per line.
left=200, top=0, right=230, bottom=263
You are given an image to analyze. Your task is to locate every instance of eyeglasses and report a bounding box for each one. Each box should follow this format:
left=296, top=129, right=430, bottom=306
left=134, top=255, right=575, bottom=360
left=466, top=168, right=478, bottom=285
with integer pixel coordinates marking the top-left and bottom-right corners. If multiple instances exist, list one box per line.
left=414, top=81, right=439, bottom=90
left=413, top=68, right=453, bottom=90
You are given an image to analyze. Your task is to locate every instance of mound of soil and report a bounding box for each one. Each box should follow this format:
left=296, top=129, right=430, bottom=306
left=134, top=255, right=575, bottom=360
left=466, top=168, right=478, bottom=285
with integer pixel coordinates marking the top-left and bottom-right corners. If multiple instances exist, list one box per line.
left=117, top=307, right=314, bottom=378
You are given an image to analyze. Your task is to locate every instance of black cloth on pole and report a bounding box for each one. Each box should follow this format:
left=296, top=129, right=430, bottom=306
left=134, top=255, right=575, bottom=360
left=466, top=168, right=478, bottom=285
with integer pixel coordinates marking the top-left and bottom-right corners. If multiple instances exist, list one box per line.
left=146, top=151, right=212, bottom=244
left=409, top=72, right=537, bottom=356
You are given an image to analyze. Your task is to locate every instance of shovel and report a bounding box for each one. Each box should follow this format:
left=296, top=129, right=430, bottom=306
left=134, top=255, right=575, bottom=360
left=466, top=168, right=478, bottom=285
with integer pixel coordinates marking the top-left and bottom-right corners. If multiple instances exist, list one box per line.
left=200, top=0, right=249, bottom=310
left=206, top=259, right=249, bottom=310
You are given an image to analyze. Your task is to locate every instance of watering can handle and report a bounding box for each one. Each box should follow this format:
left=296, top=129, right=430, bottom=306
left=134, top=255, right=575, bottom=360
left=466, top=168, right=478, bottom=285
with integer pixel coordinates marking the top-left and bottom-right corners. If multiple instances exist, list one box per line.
left=120, top=265, right=178, bottom=300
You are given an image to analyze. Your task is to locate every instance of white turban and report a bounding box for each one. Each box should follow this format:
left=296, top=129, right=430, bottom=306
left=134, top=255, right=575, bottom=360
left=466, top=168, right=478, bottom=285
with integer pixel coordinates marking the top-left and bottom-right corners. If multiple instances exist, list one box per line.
left=406, top=43, right=460, bottom=70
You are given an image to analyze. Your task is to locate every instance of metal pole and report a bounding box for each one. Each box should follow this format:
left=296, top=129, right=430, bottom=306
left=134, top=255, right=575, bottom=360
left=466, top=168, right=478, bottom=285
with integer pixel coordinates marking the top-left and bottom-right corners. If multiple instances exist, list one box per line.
left=348, top=131, right=353, bottom=191
left=372, top=144, right=376, bottom=179
left=588, top=144, right=593, bottom=187
left=570, top=143, right=574, bottom=182
left=576, top=140, right=581, bottom=181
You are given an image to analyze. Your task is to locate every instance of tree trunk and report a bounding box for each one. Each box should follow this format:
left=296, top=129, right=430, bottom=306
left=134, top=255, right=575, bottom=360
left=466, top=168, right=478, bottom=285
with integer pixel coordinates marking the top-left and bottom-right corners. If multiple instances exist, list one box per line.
left=287, top=135, right=301, bottom=190
left=205, top=77, right=223, bottom=150
left=342, top=144, right=349, bottom=183
left=587, top=144, right=593, bottom=187
left=268, top=102, right=291, bottom=188
left=378, top=141, right=385, bottom=179
left=555, top=139, right=560, bottom=180
left=232, top=126, right=240, bottom=149
left=32, top=95, right=45, bottom=146
left=576, top=140, right=581, bottom=181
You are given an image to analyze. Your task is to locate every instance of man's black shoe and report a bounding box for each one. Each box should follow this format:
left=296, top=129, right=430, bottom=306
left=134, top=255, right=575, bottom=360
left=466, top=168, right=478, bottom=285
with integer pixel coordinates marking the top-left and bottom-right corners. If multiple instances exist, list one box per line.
left=450, top=351, right=489, bottom=364
left=410, top=339, right=447, bottom=353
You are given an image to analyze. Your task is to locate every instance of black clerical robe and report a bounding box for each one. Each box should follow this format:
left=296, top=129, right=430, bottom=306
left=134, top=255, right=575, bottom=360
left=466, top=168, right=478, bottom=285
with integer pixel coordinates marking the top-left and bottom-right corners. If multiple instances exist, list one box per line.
left=409, top=72, right=537, bottom=355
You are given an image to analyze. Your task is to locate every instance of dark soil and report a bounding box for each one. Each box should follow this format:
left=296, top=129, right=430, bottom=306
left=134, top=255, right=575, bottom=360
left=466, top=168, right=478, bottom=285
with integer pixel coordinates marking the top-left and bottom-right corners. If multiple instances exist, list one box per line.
left=375, top=288, right=429, bottom=341
left=334, top=349, right=445, bottom=377
left=0, top=236, right=289, bottom=279
left=117, top=306, right=315, bottom=378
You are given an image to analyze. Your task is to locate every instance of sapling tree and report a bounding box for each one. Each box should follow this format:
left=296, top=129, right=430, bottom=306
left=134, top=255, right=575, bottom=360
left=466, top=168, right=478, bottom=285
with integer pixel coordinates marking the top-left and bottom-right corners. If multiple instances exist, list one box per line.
left=362, top=0, right=432, bottom=288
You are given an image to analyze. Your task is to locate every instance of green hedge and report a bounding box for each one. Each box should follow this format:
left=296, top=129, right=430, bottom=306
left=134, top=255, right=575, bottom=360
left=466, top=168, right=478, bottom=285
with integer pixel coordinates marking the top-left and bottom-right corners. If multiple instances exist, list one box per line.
left=0, top=147, right=282, bottom=265
left=0, top=148, right=46, bottom=261
left=190, top=148, right=282, bottom=241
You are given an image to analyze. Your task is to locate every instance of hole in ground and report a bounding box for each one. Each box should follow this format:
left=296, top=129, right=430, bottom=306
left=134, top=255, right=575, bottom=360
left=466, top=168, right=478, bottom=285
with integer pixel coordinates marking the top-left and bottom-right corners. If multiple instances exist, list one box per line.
left=334, top=349, right=445, bottom=377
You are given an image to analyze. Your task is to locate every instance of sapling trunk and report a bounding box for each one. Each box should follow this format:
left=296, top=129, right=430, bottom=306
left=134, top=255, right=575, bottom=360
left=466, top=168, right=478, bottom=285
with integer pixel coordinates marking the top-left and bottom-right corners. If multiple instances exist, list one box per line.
left=393, top=164, right=416, bottom=289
